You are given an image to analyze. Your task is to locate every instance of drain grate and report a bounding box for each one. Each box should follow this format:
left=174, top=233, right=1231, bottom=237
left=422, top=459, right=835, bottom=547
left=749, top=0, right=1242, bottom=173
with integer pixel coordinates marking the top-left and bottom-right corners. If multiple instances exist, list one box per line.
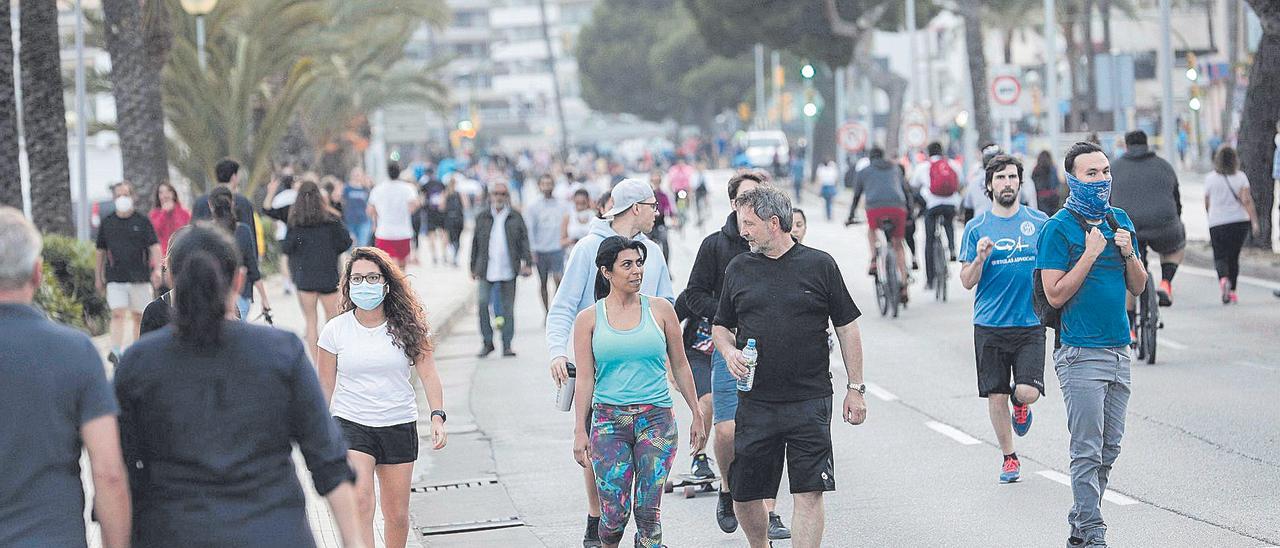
left=418, top=516, right=525, bottom=536
left=411, top=477, right=497, bottom=493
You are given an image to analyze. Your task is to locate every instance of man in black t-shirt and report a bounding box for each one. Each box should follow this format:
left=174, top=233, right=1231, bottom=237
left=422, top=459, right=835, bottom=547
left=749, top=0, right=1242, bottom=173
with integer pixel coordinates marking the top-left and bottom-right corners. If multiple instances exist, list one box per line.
left=712, top=186, right=867, bottom=548
left=95, top=181, right=161, bottom=361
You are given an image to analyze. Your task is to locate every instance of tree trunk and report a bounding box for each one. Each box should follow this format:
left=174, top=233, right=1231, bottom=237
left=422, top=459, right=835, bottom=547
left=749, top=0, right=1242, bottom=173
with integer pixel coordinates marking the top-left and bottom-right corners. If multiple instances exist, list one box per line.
left=20, top=0, right=73, bottom=235
left=961, top=0, right=994, bottom=147
left=854, top=57, right=907, bottom=156
left=538, top=0, right=570, bottom=161
left=1238, top=2, right=1280, bottom=248
left=1081, top=0, right=1101, bottom=130
left=0, top=0, right=22, bottom=209
left=1061, top=2, right=1084, bottom=131
left=104, top=0, right=170, bottom=213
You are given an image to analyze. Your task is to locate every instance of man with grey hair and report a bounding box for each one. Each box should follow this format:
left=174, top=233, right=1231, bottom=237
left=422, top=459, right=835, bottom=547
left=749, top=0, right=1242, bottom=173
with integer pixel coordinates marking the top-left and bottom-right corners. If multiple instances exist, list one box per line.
left=711, top=187, right=868, bottom=548
left=0, top=207, right=132, bottom=547
left=471, top=180, right=533, bottom=358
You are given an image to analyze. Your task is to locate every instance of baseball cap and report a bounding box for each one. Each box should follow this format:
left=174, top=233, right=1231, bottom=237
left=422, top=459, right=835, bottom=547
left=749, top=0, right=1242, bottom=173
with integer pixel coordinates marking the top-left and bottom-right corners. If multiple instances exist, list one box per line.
left=603, top=178, right=656, bottom=218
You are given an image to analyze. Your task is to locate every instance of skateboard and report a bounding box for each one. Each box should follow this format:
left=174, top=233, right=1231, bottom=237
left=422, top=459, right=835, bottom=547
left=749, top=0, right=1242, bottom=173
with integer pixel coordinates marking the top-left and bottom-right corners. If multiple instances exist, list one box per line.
left=664, top=473, right=718, bottom=499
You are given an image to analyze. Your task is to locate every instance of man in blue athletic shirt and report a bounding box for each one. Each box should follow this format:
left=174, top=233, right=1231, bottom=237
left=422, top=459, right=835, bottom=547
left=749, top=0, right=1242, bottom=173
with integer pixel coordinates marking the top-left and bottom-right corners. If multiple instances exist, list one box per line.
left=959, top=155, right=1049, bottom=484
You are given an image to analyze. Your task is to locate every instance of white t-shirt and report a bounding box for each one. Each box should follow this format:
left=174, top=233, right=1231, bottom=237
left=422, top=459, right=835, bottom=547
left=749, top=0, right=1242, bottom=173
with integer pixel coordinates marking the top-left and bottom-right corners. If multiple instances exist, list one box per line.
left=1204, top=171, right=1251, bottom=228
left=910, top=157, right=965, bottom=209
left=816, top=163, right=839, bottom=187
left=271, top=188, right=297, bottom=240
left=368, top=181, right=419, bottom=240
left=318, top=311, right=417, bottom=427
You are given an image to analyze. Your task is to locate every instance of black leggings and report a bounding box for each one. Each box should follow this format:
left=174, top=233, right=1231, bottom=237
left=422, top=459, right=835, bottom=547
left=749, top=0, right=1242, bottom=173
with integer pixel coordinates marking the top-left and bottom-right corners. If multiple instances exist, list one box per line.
left=1209, top=221, right=1250, bottom=289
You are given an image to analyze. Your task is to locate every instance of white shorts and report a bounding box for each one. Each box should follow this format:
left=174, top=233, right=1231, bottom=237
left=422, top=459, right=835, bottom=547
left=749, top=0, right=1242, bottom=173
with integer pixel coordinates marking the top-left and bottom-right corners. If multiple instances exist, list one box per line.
left=106, top=282, right=152, bottom=313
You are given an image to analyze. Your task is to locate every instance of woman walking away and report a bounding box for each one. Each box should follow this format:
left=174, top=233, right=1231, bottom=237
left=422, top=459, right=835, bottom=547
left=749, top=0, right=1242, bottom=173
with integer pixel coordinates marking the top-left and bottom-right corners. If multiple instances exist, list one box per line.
left=572, top=236, right=707, bottom=548
left=443, top=175, right=468, bottom=266
left=1204, top=146, right=1260, bottom=304
left=1031, top=150, right=1065, bottom=216
left=318, top=247, right=448, bottom=548
left=209, top=186, right=269, bottom=320
left=284, top=180, right=353, bottom=360
left=114, top=225, right=365, bottom=548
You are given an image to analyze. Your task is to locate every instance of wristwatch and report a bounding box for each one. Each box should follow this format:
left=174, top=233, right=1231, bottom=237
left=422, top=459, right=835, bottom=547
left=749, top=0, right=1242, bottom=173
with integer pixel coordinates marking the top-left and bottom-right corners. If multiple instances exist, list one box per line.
left=430, top=410, right=447, bottom=423
left=846, top=382, right=866, bottom=395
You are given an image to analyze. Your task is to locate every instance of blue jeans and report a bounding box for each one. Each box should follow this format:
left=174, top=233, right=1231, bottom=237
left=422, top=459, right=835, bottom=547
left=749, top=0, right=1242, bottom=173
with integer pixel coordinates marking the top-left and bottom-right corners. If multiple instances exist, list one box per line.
left=821, top=185, right=838, bottom=221
left=236, top=295, right=252, bottom=321
left=710, top=350, right=738, bottom=424
left=348, top=220, right=373, bottom=248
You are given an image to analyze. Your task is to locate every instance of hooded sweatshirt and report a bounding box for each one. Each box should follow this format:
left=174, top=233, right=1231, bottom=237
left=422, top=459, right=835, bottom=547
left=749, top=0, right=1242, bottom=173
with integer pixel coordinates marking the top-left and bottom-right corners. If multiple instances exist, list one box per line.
left=676, top=212, right=750, bottom=322
left=545, top=218, right=674, bottom=360
left=1109, top=144, right=1182, bottom=228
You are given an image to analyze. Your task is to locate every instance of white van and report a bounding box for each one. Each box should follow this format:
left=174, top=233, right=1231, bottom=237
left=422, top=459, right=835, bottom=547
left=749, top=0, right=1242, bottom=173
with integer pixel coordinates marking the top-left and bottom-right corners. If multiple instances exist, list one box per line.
left=743, top=130, right=789, bottom=168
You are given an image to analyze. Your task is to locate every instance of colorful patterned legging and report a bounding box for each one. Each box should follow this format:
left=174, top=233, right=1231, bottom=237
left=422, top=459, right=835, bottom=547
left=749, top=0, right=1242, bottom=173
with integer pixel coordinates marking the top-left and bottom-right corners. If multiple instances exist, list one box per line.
left=589, top=403, right=677, bottom=548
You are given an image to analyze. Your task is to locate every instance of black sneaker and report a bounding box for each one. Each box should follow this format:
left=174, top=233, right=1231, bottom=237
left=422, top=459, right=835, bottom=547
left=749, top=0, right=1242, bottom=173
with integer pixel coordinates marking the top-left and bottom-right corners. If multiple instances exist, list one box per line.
left=107, top=351, right=120, bottom=367
left=477, top=343, right=495, bottom=358
left=583, top=515, right=602, bottom=547
left=767, top=512, right=791, bottom=540
left=690, top=453, right=716, bottom=480
left=716, top=491, right=738, bottom=533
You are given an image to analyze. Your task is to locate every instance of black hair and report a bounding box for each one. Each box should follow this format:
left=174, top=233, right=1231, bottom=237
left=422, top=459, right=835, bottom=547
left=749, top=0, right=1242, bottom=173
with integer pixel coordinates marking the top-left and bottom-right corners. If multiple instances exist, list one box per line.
left=984, top=154, right=1024, bottom=198
left=169, top=223, right=241, bottom=349
left=594, top=236, right=647, bottom=301
left=927, top=142, right=944, bottom=156
left=1064, top=141, right=1106, bottom=176
left=279, top=174, right=296, bottom=191
left=792, top=207, right=807, bottom=221
left=573, top=188, right=590, bottom=200
left=215, top=159, right=240, bottom=184
left=727, top=170, right=770, bottom=200
left=387, top=161, right=402, bottom=181
left=208, top=186, right=238, bottom=234
left=1124, top=130, right=1148, bottom=146
left=868, top=147, right=885, bottom=160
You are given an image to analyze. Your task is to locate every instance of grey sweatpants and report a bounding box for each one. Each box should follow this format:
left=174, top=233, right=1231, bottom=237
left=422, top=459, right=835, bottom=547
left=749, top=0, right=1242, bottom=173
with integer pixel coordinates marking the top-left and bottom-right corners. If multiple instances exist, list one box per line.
left=1053, top=345, right=1132, bottom=542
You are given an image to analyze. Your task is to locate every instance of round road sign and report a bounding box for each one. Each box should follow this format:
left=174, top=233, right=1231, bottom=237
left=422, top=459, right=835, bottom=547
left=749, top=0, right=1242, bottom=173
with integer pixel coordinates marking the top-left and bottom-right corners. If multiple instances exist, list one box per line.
left=838, top=122, right=868, bottom=152
left=904, top=123, right=927, bottom=148
left=991, top=75, right=1021, bottom=106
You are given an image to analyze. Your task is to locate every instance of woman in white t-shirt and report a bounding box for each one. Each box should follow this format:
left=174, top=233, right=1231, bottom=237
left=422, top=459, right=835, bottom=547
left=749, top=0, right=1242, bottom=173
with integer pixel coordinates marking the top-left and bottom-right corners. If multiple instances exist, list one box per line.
left=1203, top=146, right=1260, bottom=304
left=318, top=246, right=447, bottom=548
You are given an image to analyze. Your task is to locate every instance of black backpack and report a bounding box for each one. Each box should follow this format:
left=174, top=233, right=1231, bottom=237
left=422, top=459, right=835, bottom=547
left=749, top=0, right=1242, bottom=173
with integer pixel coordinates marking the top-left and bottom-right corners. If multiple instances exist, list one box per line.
left=1032, top=209, right=1119, bottom=345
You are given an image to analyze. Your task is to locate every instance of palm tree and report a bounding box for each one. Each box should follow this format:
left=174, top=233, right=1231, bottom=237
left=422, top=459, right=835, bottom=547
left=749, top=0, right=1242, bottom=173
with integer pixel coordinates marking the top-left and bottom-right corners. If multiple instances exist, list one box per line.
left=104, top=0, right=171, bottom=212
left=1239, top=0, right=1280, bottom=247
left=0, top=0, right=21, bottom=209
left=958, top=0, right=994, bottom=147
left=20, top=0, right=74, bottom=235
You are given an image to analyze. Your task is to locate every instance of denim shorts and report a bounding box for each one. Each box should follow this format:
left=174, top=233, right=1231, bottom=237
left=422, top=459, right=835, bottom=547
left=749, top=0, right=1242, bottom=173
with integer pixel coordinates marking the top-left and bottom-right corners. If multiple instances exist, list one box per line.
left=710, top=350, right=739, bottom=424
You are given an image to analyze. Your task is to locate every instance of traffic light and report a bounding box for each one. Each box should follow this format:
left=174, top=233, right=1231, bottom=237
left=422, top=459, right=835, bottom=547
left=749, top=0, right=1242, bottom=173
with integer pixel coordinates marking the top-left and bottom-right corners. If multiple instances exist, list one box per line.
left=801, top=63, right=815, bottom=80
left=1185, top=52, right=1198, bottom=82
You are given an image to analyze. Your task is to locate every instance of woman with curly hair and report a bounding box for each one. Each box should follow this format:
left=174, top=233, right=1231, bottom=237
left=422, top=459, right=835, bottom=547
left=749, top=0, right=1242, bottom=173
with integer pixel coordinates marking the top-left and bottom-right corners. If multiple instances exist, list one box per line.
left=316, top=247, right=447, bottom=548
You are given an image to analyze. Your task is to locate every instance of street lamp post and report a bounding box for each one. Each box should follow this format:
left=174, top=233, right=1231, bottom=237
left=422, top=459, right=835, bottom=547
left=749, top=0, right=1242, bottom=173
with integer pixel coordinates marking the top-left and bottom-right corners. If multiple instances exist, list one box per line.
left=74, top=0, right=88, bottom=240
left=1158, top=0, right=1177, bottom=163
left=1044, top=0, right=1061, bottom=155
left=180, top=0, right=219, bottom=71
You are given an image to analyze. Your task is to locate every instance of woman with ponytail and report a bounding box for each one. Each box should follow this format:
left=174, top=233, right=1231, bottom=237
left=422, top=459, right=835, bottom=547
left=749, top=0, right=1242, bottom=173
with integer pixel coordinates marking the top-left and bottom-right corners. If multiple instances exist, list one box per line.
left=317, top=246, right=447, bottom=548
left=209, top=186, right=269, bottom=320
left=113, top=224, right=365, bottom=548
left=570, top=235, right=706, bottom=548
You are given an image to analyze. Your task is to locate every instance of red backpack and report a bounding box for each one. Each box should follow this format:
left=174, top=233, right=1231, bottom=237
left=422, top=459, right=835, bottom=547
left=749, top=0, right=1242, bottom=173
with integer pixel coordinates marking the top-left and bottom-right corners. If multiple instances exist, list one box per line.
left=928, top=158, right=960, bottom=196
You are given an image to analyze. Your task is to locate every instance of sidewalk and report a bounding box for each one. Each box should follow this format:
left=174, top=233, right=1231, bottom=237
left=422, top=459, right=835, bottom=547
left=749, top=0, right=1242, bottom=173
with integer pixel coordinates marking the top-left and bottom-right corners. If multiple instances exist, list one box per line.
left=84, top=251, right=480, bottom=548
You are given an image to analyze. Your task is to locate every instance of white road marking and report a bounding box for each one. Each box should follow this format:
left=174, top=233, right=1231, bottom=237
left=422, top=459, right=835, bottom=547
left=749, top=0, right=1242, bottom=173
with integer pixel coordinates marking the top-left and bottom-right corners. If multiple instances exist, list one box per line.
left=1036, top=470, right=1140, bottom=505
left=864, top=382, right=899, bottom=401
left=1236, top=360, right=1278, bottom=373
left=1157, top=338, right=1188, bottom=350
left=1180, top=265, right=1280, bottom=291
left=925, top=421, right=981, bottom=445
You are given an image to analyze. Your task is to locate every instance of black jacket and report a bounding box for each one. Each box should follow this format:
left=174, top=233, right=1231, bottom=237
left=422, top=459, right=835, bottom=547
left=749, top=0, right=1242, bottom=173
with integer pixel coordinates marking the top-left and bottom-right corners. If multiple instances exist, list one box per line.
left=471, top=207, right=533, bottom=280
left=677, top=212, right=750, bottom=321
left=1109, top=144, right=1182, bottom=228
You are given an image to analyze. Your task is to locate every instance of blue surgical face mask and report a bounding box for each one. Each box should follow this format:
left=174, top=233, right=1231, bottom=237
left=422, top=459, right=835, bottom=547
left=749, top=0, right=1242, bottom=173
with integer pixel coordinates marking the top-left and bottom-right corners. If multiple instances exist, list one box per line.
left=1063, top=173, right=1112, bottom=220
left=350, top=282, right=386, bottom=310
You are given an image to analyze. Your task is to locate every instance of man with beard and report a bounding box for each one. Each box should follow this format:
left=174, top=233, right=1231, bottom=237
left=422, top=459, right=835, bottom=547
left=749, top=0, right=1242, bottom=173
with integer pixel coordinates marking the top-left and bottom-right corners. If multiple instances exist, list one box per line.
left=958, top=155, right=1049, bottom=484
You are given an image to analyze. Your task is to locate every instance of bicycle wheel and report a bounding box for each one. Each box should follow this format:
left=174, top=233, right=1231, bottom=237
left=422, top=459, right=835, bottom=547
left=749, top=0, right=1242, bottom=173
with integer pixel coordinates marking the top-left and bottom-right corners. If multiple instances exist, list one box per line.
left=932, top=242, right=947, bottom=302
left=1143, top=278, right=1159, bottom=364
left=875, top=248, right=890, bottom=316
left=886, top=246, right=900, bottom=318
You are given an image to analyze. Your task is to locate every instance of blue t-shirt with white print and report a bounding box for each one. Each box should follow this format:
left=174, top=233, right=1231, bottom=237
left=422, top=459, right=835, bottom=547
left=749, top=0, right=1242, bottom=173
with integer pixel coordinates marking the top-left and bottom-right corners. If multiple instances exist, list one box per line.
left=959, top=206, right=1049, bottom=328
left=1035, top=206, right=1140, bottom=348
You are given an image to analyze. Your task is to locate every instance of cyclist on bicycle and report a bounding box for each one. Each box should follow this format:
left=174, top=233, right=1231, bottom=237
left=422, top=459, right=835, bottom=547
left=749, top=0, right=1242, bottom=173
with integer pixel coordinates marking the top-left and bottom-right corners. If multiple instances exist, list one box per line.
left=668, top=157, right=695, bottom=226
left=910, top=142, right=964, bottom=290
left=846, top=147, right=910, bottom=302
left=1109, top=130, right=1184, bottom=313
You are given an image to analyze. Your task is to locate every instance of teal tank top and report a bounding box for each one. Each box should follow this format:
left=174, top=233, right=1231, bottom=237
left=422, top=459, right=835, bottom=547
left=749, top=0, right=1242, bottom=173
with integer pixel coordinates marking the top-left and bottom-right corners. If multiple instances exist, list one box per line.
left=590, top=295, right=672, bottom=407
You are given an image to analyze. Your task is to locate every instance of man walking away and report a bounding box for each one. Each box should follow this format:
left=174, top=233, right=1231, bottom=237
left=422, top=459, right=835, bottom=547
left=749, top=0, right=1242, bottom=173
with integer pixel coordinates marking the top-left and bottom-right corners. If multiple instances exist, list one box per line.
left=958, top=155, right=1049, bottom=483
left=367, top=162, right=421, bottom=268
left=471, top=181, right=532, bottom=358
left=1108, top=130, right=1185, bottom=309
left=546, top=178, right=674, bottom=547
left=96, top=181, right=162, bottom=363
left=911, top=142, right=964, bottom=289
left=1037, top=141, right=1148, bottom=548
left=192, top=158, right=259, bottom=241
left=1, top=207, right=131, bottom=548
left=678, top=171, right=790, bottom=539
left=527, top=174, right=570, bottom=312
left=712, top=187, right=867, bottom=548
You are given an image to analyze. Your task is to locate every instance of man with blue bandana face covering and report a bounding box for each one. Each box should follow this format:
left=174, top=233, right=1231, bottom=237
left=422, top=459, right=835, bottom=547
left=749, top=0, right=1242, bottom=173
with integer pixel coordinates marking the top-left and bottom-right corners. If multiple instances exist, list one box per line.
left=1035, top=142, right=1149, bottom=548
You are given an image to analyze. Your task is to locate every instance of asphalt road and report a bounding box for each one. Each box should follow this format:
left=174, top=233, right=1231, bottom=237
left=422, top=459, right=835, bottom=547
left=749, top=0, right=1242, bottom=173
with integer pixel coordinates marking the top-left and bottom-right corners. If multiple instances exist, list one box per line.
left=446, top=171, right=1279, bottom=547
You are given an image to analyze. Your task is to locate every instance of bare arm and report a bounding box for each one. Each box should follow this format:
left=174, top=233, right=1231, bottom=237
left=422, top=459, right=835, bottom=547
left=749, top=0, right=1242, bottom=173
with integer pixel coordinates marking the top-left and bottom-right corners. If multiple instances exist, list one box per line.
left=317, top=349, right=338, bottom=406
left=95, top=250, right=106, bottom=290
left=959, top=259, right=985, bottom=290
left=1241, top=187, right=1260, bottom=229
left=323, top=483, right=367, bottom=548
left=654, top=301, right=705, bottom=444
left=82, top=415, right=131, bottom=548
left=834, top=320, right=868, bottom=425
left=413, top=346, right=448, bottom=450
left=571, top=310, right=597, bottom=467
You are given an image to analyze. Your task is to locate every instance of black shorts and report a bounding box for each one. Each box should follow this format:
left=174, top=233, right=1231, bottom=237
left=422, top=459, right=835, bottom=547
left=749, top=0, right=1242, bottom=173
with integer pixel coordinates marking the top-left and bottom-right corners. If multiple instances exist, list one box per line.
left=730, top=396, right=835, bottom=502
left=686, top=345, right=712, bottom=397
left=534, top=250, right=565, bottom=277
left=335, top=416, right=419, bottom=465
left=973, top=325, right=1046, bottom=397
left=1136, top=221, right=1186, bottom=257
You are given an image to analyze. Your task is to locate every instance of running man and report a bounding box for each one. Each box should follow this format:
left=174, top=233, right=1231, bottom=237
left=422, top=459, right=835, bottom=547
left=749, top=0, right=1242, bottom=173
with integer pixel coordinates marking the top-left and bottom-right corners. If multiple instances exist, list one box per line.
left=958, top=155, right=1049, bottom=483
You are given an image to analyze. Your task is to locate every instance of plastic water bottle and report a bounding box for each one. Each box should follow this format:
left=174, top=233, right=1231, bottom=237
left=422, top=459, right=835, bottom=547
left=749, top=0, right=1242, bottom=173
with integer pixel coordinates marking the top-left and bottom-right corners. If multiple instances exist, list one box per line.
left=555, top=363, right=576, bottom=412
left=737, top=339, right=758, bottom=392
